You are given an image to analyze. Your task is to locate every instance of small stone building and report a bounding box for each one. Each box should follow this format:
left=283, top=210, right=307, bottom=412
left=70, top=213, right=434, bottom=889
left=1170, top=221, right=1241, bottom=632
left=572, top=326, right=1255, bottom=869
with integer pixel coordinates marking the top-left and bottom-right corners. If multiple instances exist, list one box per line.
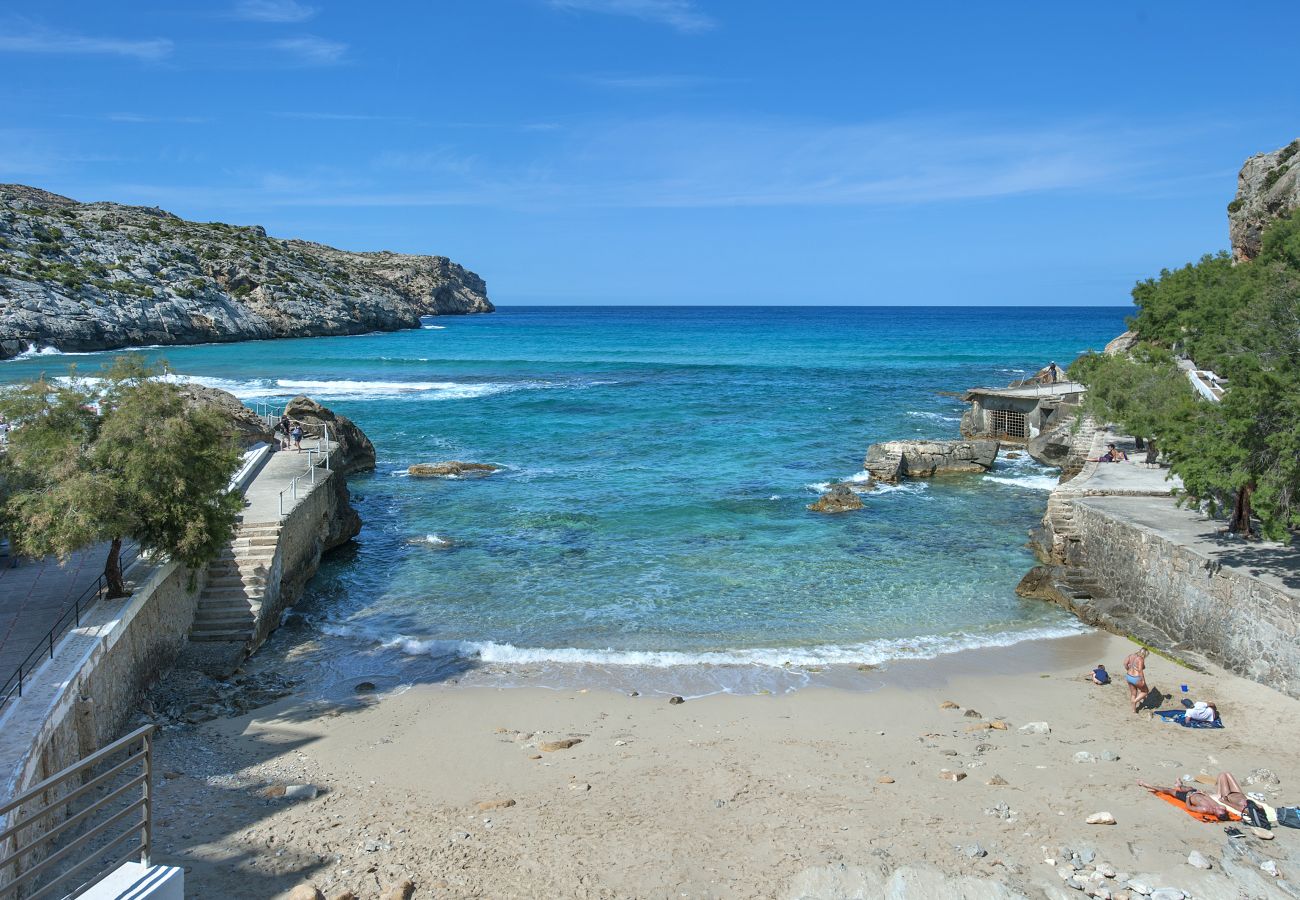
left=960, top=381, right=1085, bottom=443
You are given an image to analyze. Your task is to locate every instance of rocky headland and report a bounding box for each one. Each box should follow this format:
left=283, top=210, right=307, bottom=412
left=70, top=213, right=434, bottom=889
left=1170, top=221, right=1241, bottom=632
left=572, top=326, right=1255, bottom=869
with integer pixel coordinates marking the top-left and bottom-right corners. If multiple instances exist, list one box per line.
left=0, top=184, right=493, bottom=358
left=1228, top=137, right=1300, bottom=261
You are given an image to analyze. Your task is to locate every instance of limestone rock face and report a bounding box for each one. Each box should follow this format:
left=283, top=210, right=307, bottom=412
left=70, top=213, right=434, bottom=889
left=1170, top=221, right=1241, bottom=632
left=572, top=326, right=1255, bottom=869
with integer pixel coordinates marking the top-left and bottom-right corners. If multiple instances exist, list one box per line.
left=0, top=184, right=493, bottom=359
left=807, top=482, right=865, bottom=513
left=1228, top=139, right=1300, bottom=262
left=863, top=439, right=998, bottom=482
left=175, top=382, right=275, bottom=447
left=1104, top=330, right=1138, bottom=356
left=284, top=395, right=376, bottom=475
left=1026, top=422, right=1073, bottom=468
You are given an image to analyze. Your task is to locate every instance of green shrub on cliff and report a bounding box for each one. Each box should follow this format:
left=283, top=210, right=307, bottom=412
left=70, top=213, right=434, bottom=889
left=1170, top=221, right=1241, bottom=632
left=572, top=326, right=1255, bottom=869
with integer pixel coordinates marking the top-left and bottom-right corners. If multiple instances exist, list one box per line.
left=0, top=357, right=244, bottom=596
left=1074, top=209, right=1300, bottom=539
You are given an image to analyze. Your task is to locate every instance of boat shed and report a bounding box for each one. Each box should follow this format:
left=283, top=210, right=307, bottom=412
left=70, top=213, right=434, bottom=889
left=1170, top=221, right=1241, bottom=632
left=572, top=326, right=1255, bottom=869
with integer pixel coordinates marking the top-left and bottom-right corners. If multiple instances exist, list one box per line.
left=960, top=381, right=1086, bottom=443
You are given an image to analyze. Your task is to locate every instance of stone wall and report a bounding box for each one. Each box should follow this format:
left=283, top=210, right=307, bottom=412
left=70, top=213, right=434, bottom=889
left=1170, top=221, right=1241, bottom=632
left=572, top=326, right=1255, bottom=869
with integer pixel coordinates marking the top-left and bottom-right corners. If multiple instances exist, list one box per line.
left=1071, top=499, right=1300, bottom=698
left=251, top=466, right=347, bottom=649
left=0, top=559, right=205, bottom=892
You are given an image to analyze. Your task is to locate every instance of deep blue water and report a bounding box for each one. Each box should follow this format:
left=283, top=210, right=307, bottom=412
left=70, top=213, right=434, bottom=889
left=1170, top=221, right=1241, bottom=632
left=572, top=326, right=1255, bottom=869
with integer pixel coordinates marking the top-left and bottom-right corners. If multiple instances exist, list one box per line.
left=3, top=306, right=1128, bottom=691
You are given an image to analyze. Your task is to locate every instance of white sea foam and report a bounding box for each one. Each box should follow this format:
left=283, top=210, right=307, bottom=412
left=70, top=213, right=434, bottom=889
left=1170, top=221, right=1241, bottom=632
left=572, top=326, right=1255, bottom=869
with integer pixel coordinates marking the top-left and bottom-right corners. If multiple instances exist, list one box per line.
left=422, top=534, right=451, bottom=547
left=421, top=324, right=447, bottom=330
left=9, top=344, right=62, bottom=359
left=378, top=622, right=1089, bottom=670
left=983, top=473, right=1060, bottom=491
left=906, top=410, right=962, bottom=423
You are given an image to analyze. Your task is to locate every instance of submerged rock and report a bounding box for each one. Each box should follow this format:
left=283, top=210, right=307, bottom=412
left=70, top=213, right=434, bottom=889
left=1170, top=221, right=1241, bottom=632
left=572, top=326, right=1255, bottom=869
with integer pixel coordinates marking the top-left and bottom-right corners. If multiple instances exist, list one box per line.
left=863, top=439, right=998, bottom=482
left=408, top=461, right=501, bottom=478
left=807, top=482, right=865, bottom=513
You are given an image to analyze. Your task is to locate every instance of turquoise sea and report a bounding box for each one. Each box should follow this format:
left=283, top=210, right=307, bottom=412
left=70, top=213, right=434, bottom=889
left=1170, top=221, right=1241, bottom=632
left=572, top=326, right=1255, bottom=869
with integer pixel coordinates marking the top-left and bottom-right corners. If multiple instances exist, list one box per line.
left=3, top=306, right=1129, bottom=693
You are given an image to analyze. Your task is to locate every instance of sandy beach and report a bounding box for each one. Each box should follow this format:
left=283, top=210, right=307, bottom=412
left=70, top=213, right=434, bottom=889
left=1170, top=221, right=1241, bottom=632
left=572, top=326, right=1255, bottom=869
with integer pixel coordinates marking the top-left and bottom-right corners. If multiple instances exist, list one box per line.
left=146, top=630, right=1300, bottom=899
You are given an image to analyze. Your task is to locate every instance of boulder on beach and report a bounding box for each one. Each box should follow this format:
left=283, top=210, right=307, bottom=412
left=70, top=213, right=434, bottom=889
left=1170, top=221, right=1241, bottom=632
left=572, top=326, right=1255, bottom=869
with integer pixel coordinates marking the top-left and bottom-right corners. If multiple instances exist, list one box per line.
left=863, top=439, right=998, bottom=483
left=408, top=461, right=501, bottom=478
left=807, top=483, right=865, bottom=513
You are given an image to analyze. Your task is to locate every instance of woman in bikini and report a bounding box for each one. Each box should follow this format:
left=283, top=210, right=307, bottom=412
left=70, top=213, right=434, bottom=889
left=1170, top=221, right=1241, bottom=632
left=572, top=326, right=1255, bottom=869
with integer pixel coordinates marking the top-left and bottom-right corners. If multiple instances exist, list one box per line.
left=1124, top=647, right=1149, bottom=713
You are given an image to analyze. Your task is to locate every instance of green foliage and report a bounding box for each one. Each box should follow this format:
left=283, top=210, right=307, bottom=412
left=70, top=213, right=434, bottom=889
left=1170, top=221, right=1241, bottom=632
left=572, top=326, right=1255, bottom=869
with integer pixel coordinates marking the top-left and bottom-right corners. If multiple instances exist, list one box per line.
left=1227, top=198, right=1245, bottom=214
left=1078, top=209, right=1300, bottom=539
left=0, top=358, right=244, bottom=593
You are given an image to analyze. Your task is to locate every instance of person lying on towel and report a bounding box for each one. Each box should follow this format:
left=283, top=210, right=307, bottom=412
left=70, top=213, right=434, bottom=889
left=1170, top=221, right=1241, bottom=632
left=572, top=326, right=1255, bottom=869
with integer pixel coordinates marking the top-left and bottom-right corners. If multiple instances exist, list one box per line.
left=1139, top=772, right=1246, bottom=821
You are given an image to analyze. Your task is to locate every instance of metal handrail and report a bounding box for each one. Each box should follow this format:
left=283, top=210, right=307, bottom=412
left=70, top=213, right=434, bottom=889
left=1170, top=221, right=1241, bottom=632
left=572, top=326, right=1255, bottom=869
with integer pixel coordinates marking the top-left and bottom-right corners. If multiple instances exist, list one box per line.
left=0, top=725, right=155, bottom=899
left=277, top=423, right=333, bottom=518
left=0, top=542, right=141, bottom=710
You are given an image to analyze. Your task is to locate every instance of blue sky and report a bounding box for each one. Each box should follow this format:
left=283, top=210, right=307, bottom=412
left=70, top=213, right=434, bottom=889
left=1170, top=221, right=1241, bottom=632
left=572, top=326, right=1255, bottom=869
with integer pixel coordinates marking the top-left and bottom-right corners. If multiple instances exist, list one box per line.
left=2, top=1, right=1298, bottom=305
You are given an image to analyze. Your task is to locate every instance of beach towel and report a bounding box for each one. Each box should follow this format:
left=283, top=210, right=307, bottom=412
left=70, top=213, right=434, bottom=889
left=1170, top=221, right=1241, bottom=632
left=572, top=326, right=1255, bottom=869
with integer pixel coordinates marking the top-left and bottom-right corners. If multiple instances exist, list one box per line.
left=1154, top=709, right=1223, bottom=729
left=1151, top=790, right=1241, bottom=823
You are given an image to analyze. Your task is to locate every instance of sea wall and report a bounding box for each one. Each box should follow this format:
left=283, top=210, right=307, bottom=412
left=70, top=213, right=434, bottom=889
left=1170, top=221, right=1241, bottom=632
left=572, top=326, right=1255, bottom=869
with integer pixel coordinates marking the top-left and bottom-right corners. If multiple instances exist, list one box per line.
left=250, top=466, right=348, bottom=648
left=0, top=558, right=206, bottom=891
left=1069, top=498, right=1300, bottom=697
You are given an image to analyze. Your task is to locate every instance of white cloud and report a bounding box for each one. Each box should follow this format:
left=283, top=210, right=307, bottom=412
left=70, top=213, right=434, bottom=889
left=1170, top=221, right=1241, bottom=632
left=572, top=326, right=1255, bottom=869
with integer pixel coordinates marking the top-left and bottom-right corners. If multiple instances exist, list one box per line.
left=546, top=0, right=714, bottom=33
left=93, top=116, right=1179, bottom=213
left=270, top=36, right=347, bottom=66
left=0, top=25, right=172, bottom=60
left=232, top=0, right=317, bottom=23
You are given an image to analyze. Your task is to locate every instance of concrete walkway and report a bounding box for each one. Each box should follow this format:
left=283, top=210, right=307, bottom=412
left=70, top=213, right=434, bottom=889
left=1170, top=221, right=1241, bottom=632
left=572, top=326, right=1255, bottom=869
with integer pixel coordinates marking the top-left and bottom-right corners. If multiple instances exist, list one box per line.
left=0, top=544, right=118, bottom=679
left=241, top=442, right=336, bottom=526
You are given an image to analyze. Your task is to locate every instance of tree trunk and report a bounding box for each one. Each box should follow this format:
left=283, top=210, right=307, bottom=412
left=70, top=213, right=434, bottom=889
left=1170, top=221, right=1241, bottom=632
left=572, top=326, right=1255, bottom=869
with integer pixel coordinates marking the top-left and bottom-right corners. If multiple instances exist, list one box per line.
left=1229, top=484, right=1255, bottom=538
left=104, top=536, right=126, bottom=598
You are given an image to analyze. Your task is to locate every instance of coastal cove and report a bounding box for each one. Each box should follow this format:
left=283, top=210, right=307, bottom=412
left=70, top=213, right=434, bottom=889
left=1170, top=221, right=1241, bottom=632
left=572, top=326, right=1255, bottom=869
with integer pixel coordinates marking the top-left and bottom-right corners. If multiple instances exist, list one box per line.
left=1, top=305, right=1127, bottom=694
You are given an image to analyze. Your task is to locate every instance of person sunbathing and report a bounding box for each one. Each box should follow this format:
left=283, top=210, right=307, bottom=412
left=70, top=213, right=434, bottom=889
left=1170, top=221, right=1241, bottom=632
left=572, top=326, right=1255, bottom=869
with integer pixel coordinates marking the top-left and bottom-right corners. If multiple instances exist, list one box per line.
left=1089, top=443, right=1129, bottom=463
left=1139, top=772, right=1246, bottom=820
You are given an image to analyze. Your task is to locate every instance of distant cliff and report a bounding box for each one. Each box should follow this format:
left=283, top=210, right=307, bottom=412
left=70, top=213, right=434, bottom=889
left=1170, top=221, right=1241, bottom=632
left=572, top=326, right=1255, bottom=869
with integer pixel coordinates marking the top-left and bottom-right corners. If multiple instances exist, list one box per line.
left=1228, top=138, right=1300, bottom=262
left=0, top=184, right=493, bottom=358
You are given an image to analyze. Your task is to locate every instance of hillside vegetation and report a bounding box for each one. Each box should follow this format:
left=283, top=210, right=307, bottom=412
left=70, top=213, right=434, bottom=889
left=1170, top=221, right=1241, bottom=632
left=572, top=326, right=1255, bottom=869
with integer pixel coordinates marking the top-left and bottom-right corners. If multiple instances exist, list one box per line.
left=1071, top=210, right=1300, bottom=539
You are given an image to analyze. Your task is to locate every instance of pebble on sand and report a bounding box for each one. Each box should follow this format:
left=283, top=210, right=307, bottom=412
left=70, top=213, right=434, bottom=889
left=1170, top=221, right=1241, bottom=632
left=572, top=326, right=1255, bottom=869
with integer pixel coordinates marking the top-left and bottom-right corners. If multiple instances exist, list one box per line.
left=940, top=700, right=961, bottom=709
left=877, top=776, right=895, bottom=784
left=986, top=775, right=1008, bottom=786
left=286, top=885, right=324, bottom=900
left=1019, top=722, right=1050, bottom=735
left=1186, top=851, right=1212, bottom=870
left=988, top=720, right=1008, bottom=730
left=939, top=770, right=967, bottom=782
left=476, top=798, right=516, bottom=811
left=539, top=738, right=583, bottom=752
left=668, top=696, right=685, bottom=705
left=1085, top=812, right=1116, bottom=825
left=963, top=709, right=981, bottom=718
left=1251, top=826, right=1274, bottom=840
left=380, top=880, right=416, bottom=900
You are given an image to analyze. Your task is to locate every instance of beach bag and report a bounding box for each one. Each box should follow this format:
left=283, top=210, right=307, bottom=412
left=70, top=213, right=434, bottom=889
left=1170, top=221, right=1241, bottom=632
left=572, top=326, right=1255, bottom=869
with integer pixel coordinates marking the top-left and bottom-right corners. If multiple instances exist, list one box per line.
left=1278, top=807, right=1300, bottom=829
left=1243, top=801, right=1270, bottom=829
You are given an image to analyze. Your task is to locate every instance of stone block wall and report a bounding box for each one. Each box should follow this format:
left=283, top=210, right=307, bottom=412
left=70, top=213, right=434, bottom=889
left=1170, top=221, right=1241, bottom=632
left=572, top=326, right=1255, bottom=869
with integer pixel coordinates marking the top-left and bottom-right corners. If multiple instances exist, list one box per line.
left=1071, top=499, right=1300, bottom=698
left=1, top=559, right=205, bottom=893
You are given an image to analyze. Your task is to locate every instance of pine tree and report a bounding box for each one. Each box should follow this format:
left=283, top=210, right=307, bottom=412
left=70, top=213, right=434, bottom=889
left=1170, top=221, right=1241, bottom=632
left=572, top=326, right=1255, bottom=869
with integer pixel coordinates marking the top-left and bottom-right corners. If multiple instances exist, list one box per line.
left=0, top=357, right=244, bottom=596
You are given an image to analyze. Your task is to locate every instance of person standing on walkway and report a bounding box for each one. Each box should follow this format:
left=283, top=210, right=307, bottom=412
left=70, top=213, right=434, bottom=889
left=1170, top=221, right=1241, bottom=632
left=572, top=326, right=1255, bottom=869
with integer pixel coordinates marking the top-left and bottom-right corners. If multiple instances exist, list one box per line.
left=1124, top=648, right=1150, bottom=713
left=291, top=422, right=303, bottom=452
left=278, top=415, right=292, bottom=450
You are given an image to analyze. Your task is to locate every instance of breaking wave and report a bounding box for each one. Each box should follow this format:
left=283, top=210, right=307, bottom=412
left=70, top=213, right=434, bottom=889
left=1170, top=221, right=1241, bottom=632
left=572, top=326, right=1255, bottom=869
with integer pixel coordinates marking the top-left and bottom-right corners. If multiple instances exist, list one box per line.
left=376, top=622, right=1090, bottom=670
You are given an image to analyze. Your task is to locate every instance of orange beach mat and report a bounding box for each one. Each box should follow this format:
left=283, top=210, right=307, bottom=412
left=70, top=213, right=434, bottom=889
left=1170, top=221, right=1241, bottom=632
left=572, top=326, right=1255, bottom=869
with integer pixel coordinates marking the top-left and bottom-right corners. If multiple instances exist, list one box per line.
left=1152, top=790, right=1242, bottom=823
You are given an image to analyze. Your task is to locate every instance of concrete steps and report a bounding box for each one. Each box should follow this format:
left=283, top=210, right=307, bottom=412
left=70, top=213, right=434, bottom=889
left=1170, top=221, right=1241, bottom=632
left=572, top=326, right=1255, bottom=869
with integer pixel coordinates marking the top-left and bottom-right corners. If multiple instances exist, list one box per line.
left=191, top=522, right=281, bottom=644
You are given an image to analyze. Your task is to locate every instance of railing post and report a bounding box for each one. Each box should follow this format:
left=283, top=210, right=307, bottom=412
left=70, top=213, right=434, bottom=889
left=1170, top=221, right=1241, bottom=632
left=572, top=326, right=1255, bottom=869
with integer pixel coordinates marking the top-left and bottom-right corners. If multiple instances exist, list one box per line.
left=16, top=663, right=21, bottom=698
left=141, top=730, right=153, bottom=867
left=48, top=630, right=54, bottom=660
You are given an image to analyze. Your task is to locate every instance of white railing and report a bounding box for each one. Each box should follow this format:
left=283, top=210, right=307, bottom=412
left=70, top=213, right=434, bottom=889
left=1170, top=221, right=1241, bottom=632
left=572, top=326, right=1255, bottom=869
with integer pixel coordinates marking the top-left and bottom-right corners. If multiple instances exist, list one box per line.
left=277, top=423, right=332, bottom=518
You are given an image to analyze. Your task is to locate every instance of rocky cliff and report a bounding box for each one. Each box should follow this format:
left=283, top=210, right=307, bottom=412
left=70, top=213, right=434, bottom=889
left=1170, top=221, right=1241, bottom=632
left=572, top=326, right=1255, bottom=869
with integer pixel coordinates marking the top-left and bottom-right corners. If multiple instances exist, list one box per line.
left=1228, top=138, right=1300, bottom=262
left=0, top=184, right=493, bottom=358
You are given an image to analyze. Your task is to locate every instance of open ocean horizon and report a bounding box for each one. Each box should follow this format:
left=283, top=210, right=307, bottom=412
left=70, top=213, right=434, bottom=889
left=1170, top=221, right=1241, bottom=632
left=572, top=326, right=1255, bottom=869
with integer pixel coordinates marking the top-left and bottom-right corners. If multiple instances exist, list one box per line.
left=2, top=305, right=1131, bottom=693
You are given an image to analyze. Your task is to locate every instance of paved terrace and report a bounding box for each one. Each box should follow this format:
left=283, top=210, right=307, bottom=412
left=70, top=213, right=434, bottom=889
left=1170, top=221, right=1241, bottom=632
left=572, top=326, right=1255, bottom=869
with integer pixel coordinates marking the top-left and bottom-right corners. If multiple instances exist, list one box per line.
left=0, top=544, right=116, bottom=679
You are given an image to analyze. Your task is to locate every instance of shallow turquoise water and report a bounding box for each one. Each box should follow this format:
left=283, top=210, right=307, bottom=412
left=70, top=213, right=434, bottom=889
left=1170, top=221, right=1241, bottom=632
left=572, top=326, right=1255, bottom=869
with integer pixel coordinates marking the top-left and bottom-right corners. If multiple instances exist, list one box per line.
left=2, top=306, right=1128, bottom=690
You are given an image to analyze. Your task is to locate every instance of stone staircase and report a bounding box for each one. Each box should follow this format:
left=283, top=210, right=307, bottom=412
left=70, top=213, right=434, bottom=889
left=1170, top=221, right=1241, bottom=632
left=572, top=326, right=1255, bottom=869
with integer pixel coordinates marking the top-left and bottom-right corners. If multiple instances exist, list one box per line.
left=190, top=521, right=281, bottom=643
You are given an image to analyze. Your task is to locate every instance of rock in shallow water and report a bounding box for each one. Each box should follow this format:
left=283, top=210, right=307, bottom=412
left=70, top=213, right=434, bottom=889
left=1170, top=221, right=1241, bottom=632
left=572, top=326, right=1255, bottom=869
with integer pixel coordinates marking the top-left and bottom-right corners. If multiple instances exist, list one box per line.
left=807, top=482, right=864, bottom=513
left=408, top=461, right=500, bottom=477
